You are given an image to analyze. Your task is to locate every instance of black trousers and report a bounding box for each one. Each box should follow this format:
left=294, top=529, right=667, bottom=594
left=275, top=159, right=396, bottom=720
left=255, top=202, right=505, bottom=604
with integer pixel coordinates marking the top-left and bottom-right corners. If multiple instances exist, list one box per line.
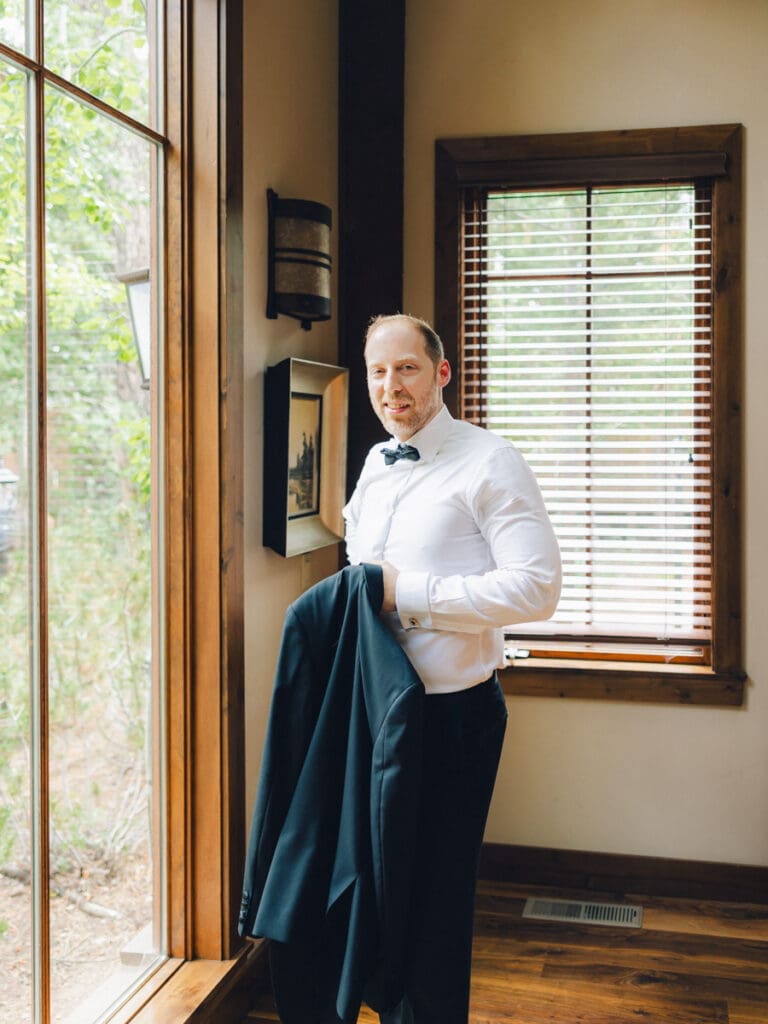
left=279, top=674, right=507, bottom=1024
left=379, top=674, right=508, bottom=1024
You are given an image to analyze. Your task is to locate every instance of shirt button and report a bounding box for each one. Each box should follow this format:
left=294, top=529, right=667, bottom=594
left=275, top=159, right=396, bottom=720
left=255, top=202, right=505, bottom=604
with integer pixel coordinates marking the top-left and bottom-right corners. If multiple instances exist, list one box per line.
left=409, top=617, right=418, bottom=627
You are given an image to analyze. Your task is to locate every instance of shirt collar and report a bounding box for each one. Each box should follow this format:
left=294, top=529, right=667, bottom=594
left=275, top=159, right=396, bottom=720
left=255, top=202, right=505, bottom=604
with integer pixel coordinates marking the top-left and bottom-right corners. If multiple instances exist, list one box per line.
left=390, top=404, right=454, bottom=464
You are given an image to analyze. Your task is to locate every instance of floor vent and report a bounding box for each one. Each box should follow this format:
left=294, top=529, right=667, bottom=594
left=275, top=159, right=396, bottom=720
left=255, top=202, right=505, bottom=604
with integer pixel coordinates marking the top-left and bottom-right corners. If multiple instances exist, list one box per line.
left=522, top=897, right=643, bottom=929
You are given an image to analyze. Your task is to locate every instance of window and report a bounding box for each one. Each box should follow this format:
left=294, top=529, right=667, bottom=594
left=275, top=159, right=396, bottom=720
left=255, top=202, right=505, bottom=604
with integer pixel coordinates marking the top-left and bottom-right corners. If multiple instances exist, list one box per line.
left=0, top=3, right=245, bottom=1023
left=435, top=126, right=744, bottom=705
left=1, top=5, right=164, bottom=1021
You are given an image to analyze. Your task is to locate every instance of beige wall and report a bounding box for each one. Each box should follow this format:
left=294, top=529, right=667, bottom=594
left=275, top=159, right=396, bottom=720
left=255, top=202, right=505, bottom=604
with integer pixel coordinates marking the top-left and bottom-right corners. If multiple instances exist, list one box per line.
left=242, top=0, right=340, bottom=814
left=242, top=0, right=768, bottom=869
left=404, top=0, right=768, bottom=865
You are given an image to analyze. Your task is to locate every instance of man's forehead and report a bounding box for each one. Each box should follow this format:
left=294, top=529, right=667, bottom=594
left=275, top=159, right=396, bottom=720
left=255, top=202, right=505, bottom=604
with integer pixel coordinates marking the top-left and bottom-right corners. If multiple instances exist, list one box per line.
left=365, top=346, right=426, bottom=364
left=365, top=325, right=428, bottom=361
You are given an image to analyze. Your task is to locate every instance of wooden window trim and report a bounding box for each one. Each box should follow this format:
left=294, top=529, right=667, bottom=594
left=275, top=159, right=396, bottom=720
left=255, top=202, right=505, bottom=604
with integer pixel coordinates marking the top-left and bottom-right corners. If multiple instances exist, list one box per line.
left=120, top=0, right=259, bottom=1020
left=165, top=0, right=245, bottom=967
left=0, top=1, right=250, bottom=1019
left=498, top=660, right=743, bottom=707
left=435, top=125, right=745, bottom=707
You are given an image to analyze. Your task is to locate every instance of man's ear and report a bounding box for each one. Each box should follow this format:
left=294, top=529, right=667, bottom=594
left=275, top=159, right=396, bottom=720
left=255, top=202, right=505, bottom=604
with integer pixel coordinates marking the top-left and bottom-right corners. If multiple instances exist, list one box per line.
left=438, top=359, right=452, bottom=388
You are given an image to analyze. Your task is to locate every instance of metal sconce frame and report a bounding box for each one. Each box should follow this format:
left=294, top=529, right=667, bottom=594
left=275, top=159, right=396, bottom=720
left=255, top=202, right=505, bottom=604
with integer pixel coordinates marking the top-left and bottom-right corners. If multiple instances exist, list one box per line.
left=266, top=188, right=332, bottom=331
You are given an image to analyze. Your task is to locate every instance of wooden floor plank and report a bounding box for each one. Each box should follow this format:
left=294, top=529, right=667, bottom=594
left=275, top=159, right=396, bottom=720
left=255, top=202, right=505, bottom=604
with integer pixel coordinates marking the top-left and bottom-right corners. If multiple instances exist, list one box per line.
left=728, top=999, right=768, bottom=1024
left=237, top=880, right=768, bottom=1024
left=467, top=994, right=726, bottom=1024
left=540, top=960, right=768, bottom=1005
left=475, top=882, right=768, bottom=941
left=474, top=914, right=768, bottom=978
left=469, top=965, right=729, bottom=1023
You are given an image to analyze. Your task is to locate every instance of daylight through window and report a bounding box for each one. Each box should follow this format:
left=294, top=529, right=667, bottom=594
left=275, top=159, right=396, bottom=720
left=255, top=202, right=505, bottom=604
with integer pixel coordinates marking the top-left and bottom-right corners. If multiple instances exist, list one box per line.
left=0, top=3, right=165, bottom=1022
left=461, top=182, right=713, bottom=664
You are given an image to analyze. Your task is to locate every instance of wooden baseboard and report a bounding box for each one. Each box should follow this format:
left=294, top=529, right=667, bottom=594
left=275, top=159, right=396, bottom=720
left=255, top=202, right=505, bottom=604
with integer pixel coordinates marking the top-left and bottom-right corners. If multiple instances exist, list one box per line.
left=478, top=843, right=768, bottom=904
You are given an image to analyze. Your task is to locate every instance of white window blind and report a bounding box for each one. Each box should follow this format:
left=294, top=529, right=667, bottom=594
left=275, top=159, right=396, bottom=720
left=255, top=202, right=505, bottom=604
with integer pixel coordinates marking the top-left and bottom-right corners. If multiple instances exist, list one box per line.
left=461, top=183, right=713, bottom=661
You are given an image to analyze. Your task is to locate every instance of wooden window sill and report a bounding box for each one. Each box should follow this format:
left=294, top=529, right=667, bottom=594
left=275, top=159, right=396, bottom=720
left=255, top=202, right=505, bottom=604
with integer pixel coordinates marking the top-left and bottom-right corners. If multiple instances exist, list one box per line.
left=499, top=659, right=746, bottom=707
left=106, top=940, right=267, bottom=1024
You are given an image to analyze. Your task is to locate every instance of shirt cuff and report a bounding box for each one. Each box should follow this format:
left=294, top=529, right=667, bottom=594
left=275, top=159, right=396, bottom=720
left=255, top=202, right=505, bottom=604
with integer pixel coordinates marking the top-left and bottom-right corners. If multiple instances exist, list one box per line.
left=395, top=570, right=432, bottom=630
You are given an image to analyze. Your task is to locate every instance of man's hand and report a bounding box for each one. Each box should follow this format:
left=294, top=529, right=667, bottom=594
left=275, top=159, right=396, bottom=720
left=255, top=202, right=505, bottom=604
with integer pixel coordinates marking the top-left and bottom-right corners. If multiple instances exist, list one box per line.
left=370, top=560, right=399, bottom=613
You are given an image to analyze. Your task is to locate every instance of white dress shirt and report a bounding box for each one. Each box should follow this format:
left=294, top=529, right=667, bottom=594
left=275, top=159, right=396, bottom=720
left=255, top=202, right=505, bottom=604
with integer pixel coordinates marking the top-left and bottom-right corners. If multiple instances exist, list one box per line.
left=343, top=405, right=561, bottom=693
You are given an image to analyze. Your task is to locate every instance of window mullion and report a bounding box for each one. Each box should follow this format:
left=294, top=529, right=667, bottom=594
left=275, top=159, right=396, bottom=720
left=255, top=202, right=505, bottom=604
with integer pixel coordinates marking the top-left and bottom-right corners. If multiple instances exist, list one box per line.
left=32, top=0, right=41, bottom=62
left=28, top=52, right=51, bottom=1024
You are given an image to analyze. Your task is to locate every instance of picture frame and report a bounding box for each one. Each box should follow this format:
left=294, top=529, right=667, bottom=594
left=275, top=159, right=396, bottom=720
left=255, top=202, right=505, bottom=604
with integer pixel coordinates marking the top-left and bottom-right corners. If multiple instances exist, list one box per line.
left=287, top=392, right=322, bottom=519
left=263, top=358, right=349, bottom=557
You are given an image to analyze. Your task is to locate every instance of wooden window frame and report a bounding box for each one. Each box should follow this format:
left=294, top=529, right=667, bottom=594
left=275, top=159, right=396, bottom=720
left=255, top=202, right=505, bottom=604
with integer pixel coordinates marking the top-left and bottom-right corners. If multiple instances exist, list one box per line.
left=112, top=2, right=259, bottom=1021
left=435, top=125, right=745, bottom=707
left=157, top=0, right=259, bottom=1014
left=165, top=0, right=246, bottom=961
left=0, top=1, right=251, bottom=1020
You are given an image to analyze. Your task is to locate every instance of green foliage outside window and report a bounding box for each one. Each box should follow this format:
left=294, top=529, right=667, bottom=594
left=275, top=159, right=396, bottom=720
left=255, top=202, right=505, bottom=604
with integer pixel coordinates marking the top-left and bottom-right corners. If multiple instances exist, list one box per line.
left=0, top=0, right=154, bottom=887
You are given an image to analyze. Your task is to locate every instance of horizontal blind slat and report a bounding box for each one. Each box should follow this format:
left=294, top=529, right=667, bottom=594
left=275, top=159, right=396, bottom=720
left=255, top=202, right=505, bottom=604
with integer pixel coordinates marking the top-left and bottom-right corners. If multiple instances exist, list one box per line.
left=462, top=181, right=713, bottom=651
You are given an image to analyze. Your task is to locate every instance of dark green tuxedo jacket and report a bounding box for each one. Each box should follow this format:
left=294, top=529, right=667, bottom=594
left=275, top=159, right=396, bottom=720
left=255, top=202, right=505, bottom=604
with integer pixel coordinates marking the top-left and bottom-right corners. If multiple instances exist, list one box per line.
left=239, top=564, right=424, bottom=1023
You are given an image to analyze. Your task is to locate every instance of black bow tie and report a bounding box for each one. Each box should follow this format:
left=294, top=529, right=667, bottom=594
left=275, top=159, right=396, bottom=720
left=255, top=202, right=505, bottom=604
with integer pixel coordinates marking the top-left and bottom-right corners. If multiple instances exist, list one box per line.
left=382, top=443, right=421, bottom=466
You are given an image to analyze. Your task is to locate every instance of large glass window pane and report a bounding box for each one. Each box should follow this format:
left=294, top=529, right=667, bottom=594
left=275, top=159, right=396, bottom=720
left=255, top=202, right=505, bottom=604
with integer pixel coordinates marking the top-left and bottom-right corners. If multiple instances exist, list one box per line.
left=0, top=58, right=33, bottom=1024
left=0, top=0, right=29, bottom=55
left=44, top=0, right=155, bottom=127
left=44, top=84, right=161, bottom=1023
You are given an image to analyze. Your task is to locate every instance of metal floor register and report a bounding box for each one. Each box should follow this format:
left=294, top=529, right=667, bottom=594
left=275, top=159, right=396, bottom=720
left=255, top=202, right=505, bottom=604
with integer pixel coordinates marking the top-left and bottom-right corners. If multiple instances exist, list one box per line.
left=522, top=897, right=643, bottom=929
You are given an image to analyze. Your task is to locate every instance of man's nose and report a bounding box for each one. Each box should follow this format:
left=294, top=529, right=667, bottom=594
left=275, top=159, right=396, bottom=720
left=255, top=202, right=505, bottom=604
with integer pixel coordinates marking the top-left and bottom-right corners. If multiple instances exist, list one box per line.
left=383, top=369, right=403, bottom=391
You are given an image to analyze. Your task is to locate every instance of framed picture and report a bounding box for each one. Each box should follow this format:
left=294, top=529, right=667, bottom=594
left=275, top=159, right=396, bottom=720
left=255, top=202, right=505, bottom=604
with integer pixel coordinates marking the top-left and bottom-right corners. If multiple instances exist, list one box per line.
left=263, top=358, right=348, bottom=557
left=287, top=393, right=322, bottom=519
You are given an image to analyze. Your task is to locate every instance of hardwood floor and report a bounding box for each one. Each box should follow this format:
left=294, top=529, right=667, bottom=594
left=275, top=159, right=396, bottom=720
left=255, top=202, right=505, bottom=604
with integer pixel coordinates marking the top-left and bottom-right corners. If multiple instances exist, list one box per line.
left=240, top=879, right=768, bottom=1023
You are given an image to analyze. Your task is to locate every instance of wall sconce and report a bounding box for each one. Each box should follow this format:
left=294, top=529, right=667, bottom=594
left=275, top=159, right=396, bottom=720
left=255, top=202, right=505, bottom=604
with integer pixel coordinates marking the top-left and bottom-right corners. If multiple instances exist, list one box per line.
left=117, top=268, right=151, bottom=389
left=267, top=188, right=332, bottom=331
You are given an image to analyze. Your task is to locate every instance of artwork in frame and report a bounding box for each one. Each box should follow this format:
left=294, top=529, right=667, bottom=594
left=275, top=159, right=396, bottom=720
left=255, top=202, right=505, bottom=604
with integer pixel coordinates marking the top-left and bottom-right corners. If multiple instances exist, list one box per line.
left=263, top=358, right=348, bottom=557
left=287, top=393, right=322, bottom=519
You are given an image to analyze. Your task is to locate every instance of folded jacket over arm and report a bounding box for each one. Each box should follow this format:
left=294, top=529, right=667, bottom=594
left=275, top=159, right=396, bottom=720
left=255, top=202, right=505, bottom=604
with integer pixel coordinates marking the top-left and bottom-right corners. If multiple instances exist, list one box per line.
left=239, top=563, right=425, bottom=1024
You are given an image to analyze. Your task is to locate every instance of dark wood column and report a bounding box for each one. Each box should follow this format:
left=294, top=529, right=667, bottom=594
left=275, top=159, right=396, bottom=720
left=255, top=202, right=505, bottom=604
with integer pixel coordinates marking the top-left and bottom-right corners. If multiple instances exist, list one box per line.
left=338, top=0, right=406, bottom=493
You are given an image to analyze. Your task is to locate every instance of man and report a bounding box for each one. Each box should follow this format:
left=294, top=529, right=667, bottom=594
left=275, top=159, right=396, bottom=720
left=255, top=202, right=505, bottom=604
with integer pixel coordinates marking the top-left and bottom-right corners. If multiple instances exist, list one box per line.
left=343, top=314, right=561, bottom=1024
